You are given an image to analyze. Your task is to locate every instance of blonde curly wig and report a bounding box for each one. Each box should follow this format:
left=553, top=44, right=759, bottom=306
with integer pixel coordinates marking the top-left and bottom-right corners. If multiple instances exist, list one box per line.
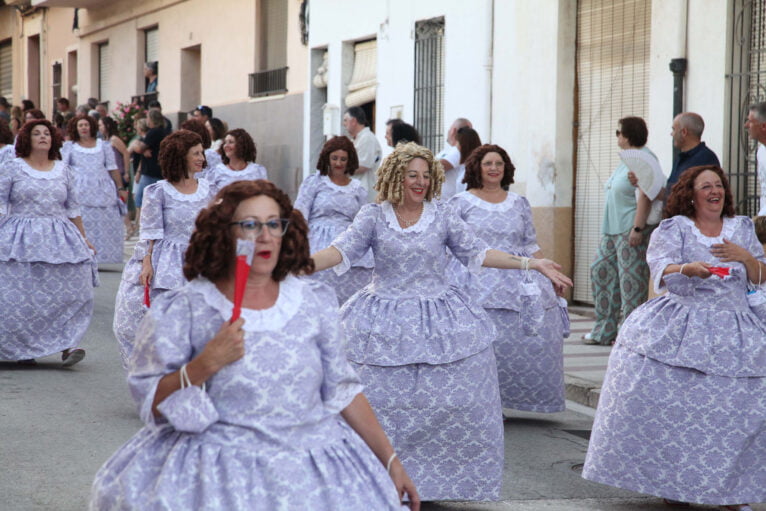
left=374, top=142, right=445, bottom=204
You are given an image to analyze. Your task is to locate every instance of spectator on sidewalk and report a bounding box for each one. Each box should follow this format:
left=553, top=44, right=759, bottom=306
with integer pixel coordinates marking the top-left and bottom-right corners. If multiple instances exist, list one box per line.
left=343, top=106, right=381, bottom=202
left=437, top=118, right=472, bottom=198
left=745, top=102, right=766, bottom=215
left=584, top=116, right=658, bottom=345
left=665, top=112, right=719, bottom=192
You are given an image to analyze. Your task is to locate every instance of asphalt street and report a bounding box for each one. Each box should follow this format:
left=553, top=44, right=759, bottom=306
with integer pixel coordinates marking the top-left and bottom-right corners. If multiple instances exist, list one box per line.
left=1, top=268, right=763, bottom=511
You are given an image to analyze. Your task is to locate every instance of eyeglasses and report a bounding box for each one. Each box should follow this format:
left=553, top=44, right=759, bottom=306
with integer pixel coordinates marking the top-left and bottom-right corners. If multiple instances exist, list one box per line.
left=229, top=218, right=290, bottom=237
left=615, top=130, right=622, bottom=137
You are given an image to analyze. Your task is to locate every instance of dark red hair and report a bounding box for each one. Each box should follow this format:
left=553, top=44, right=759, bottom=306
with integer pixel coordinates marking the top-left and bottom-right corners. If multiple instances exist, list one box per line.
left=463, top=144, right=515, bottom=190
left=184, top=180, right=314, bottom=283
left=665, top=165, right=736, bottom=219
left=67, top=114, right=98, bottom=141
left=15, top=119, right=62, bottom=160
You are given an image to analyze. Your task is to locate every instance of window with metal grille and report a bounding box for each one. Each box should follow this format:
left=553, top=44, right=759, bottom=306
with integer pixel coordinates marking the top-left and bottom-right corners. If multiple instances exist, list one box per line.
left=145, top=27, right=158, bottom=63
left=572, top=0, right=651, bottom=304
left=0, top=39, right=11, bottom=102
left=98, top=42, right=110, bottom=101
left=250, top=0, right=288, bottom=97
left=52, top=62, right=62, bottom=107
left=725, top=0, right=766, bottom=216
left=413, top=17, right=445, bottom=154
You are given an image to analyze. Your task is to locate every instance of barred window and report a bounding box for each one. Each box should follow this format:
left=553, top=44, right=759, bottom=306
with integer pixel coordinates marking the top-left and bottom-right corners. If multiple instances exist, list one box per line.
left=413, top=17, right=445, bottom=154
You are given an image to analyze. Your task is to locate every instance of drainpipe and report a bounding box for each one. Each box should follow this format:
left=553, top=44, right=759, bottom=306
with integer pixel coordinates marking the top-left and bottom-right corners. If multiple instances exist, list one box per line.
left=669, top=0, right=689, bottom=162
left=485, top=0, right=494, bottom=142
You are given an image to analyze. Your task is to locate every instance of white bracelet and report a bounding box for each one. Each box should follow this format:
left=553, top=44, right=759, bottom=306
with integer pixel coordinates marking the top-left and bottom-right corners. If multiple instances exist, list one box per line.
left=679, top=264, right=686, bottom=276
left=386, top=452, right=397, bottom=473
left=520, top=257, right=530, bottom=272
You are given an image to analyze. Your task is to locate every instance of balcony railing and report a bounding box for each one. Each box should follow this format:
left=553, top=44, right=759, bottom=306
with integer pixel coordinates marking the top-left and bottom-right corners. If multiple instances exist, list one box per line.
left=249, top=67, right=288, bottom=98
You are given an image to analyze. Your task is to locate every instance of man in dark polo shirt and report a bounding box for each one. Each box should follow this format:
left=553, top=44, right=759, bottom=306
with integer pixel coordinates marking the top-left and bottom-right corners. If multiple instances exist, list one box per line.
left=665, top=112, right=720, bottom=192
left=129, top=109, right=167, bottom=222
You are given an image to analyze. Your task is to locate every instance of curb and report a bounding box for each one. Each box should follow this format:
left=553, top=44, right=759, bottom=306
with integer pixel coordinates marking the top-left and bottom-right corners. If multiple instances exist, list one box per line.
left=564, top=374, right=601, bottom=409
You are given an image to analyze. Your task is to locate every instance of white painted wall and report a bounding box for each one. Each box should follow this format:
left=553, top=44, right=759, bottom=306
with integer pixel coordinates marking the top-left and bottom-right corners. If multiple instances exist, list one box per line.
left=303, top=0, right=493, bottom=176
left=648, top=0, right=728, bottom=175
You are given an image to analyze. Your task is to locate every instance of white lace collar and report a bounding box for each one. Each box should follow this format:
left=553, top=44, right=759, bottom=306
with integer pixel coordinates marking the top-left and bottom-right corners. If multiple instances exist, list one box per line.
left=381, top=200, right=437, bottom=233
left=321, top=175, right=361, bottom=193
left=677, top=215, right=738, bottom=247
left=160, top=178, right=211, bottom=202
left=456, top=190, right=520, bottom=212
left=216, top=162, right=258, bottom=176
left=70, top=139, right=104, bottom=154
left=190, top=275, right=303, bottom=332
left=16, top=158, right=64, bottom=180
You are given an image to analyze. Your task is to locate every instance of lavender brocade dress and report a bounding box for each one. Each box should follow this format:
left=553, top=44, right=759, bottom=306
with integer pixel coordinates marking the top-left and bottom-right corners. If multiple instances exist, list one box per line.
left=112, top=178, right=214, bottom=369
left=204, top=148, right=221, bottom=171
left=449, top=191, right=567, bottom=413
left=582, top=215, right=766, bottom=505
left=62, top=139, right=124, bottom=264
left=92, top=276, right=406, bottom=510
left=294, top=173, right=373, bottom=304
left=0, top=159, right=98, bottom=360
left=332, top=201, right=504, bottom=501
left=201, top=161, right=268, bottom=192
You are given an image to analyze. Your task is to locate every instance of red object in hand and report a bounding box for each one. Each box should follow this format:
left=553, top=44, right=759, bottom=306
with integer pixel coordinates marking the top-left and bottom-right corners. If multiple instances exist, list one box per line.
left=230, top=239, right=255, bottom=321
left=708, top=266, right=730, bottom=278
left=143, top=283, right=151, bottom=308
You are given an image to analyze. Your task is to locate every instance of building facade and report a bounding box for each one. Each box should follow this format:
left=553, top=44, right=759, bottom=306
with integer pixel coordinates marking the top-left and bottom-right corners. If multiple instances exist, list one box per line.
left=0, top=0, right=308, bottom=197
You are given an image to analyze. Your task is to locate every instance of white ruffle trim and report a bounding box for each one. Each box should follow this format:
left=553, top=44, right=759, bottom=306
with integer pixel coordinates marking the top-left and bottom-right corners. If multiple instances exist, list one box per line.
left=139, top=228, right=163, bottom=241
left=381, top=200, right=437, bottom=233
left=468, top=247, right=490, bottom=274
left=215, top=162, right=262, bottom=177
left=331, top=245, right=353, bottom=276
left=16, top=159, right=65, bottom=180
left=160, top=178, right=211, bottom=202
left=677, top=215, right=738, bottom=247
left=190, top=275, right=303, bottom=332
left=68, top=139, right=105, bottom=154
left=321, top=175, right=362, bottom=194
left=455, top=190, right=521, bottom=212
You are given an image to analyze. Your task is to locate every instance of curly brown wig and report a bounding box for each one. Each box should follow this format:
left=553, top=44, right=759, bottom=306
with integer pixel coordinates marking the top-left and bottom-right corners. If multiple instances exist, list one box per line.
left=664, top=165, right=735, bottom=219
left=180, top=119, right=212, bottom=149
left=66, top=114, right=98, bottom=141
left=463, top=144, right=515, bottom=190
left=315, top=136, right=358, bottom=175
left=158, top=130, right=203, bottom=183
left=184, top=180, right=314, bottom=283
left=15, top=119, right=62, bottom=160
left=0, top=118, right=14, bottom=145
left=375, top=142, right=445, bottom=203
left=219, top=128, right=256, bottom=165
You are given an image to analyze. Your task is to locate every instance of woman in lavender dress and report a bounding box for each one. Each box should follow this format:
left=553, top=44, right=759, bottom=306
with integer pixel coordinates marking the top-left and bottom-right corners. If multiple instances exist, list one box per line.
left=582, top=166, right=766, bottom=510
left=449, top=145, right=567, bottom=414
left=0, top=120, right=16, bottom=167
left=295, top=136, right=372, bottom=304
left=179, top=118, right=222, bottom=171
left=113, top=130, right=214, bottom=369
left=92, top=180, right=419, bottom=510
left=0, top=119, right=97, bottom=366
left=62, top=114, right=127, bottom=264
left=99, top=116, right=135, bottom=239
left=311, top=142, right=572, bottom=501
left=201, top=128, right=267, bottom=191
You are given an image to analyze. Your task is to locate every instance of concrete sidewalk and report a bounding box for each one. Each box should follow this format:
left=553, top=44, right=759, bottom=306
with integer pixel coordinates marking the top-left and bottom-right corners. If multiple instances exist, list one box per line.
left=564, top=306, right=608, bottom=409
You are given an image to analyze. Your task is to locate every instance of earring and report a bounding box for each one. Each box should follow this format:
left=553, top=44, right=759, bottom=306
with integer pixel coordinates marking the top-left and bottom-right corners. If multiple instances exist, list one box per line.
left=691, top=199, right=694, bottom=205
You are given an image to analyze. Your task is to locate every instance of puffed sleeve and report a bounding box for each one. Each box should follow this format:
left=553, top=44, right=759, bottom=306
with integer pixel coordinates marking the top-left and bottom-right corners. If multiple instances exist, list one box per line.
left=740, top=216, right=766, bottom=263
left=139, top=183, right=165, bottom=240
left=128, top=289, right=196, bottom=426
left=60, top=141, right=73, bottom=166
left=62, top=164, right=82, bottom=218
left=444, top=206, right=490, bottom=273
left=255, top=163, right=268, bottom=180
left=102, top=140, right=118, bottom=171
left=0, top=161, right=12, bottom=215
left=646, top=216, right=684, bottom=293
left=294, top=173, right=320, bottom=221
left=354, top=180, right=368, bottom=209
left=519, top=196, right=541, bottom=254
left=330, top=203, right=377, bottom=275
left=307, top=281, right=363, bottom=413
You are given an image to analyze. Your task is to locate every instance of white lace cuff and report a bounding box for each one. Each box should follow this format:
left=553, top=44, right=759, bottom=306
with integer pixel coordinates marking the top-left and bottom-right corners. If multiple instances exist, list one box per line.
left=468, top=247, right=490, bottom=274
left=140, top=228, right=164, bottom=240
left=332, top=244, right=352, bottom=276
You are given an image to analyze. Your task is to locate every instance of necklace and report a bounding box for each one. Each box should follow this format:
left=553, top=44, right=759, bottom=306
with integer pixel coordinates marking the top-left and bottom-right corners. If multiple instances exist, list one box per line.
left=394, top=203, right=423, bottom=228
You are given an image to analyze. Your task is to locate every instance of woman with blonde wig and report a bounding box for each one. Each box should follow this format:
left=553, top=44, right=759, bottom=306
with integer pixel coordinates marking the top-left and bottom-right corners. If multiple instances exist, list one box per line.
left=311, top=142, right=572, bottom=502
